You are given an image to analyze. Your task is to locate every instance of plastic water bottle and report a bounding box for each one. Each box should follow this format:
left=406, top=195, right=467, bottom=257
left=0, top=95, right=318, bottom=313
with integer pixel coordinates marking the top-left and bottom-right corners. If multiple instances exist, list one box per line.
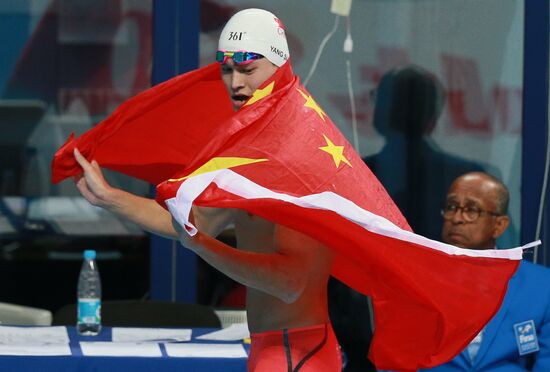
left=77, top=250, right=102, bottom=335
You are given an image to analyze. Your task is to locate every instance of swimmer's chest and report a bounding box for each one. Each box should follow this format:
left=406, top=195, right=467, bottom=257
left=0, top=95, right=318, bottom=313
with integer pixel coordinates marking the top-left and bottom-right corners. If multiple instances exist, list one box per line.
left=233, top=210, right=276, bottom=252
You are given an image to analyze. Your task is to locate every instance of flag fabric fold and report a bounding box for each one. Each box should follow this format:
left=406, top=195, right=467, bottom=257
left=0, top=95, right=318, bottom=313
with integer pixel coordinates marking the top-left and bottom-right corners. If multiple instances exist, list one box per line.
left=51, top=63, right=235, bottom=185
left=52, top=61, right=526, bottom=371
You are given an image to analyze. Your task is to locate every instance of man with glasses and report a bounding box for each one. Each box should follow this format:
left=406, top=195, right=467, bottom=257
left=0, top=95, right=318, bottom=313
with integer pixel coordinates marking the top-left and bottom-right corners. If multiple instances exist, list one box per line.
left=440, top=172, right=510, bottom=250
left=422, top=172, right=550, bottom=371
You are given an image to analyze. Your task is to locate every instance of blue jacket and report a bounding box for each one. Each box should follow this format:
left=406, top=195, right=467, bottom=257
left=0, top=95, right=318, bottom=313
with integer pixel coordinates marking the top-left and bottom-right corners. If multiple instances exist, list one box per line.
left=421, top=260, right=550, bottom=371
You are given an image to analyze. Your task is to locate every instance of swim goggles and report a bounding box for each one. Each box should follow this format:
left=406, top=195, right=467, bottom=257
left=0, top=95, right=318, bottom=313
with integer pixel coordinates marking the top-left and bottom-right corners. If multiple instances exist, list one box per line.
left=216, top=50, right=264, bottom=65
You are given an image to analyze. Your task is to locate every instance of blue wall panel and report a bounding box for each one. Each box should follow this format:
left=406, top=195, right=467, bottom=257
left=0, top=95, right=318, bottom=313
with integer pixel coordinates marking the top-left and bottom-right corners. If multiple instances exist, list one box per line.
left=522, top=0, right=549, bottom=264
left=150, top=0, right=201, bottom=302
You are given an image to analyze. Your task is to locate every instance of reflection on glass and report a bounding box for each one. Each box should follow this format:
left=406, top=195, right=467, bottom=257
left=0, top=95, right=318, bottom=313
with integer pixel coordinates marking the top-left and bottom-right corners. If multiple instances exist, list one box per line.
left=0, top=1, right=152, bottom=312
left=364, top=65, right=490, bottom=240
left=2, top=0, right=152, bottom=199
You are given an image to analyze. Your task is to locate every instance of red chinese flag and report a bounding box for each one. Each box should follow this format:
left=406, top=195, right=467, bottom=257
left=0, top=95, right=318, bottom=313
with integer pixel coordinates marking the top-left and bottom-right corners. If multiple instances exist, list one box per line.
left=51, top=63, right=234, bottom=185
left=52, top=61, right=529, bottom=371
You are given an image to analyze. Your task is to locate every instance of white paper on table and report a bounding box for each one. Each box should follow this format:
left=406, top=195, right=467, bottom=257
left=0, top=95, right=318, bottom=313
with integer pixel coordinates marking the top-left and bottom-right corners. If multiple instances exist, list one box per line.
left=111, top=327, right=192, bottom=343
left=165, top=343, right=247, bottom=358
left=80, top=342, right=162, bottom=357
left=0, top=326, right=69, bottom=345
left=0, top=344, right=71, bottom=356
left=196, top=323, right=250, bottom=341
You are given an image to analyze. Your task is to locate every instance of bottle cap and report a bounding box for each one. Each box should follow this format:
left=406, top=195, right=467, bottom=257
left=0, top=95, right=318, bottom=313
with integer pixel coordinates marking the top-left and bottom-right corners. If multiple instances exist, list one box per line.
left=84, top=250, right=96, bottom=260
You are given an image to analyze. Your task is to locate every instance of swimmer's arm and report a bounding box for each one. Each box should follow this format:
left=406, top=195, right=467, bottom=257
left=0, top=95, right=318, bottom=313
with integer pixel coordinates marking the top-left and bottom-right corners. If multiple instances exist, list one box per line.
left=105, top=189, right=179, bottom=238
left=73, top=148, right=235, bottom=239
left=73, top=148, right=178, bottom=238
left=192, top=206, right=237, bottom=238
left=174, top=220, right=331, bottom=303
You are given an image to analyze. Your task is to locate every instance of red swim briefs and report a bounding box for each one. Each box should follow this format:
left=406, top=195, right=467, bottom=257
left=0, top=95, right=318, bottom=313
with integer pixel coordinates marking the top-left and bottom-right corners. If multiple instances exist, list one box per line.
left=248, top=323, right=342, bottom=371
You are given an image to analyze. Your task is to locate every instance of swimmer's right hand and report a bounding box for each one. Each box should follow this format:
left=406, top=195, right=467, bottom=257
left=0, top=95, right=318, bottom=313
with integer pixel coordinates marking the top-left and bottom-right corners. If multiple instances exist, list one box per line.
left=73, top=148, right=115, bottom=208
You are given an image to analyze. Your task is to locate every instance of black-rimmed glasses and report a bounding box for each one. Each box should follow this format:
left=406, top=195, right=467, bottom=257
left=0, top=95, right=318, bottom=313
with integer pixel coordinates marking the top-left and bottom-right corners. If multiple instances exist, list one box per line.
left=440, top=204, right=501, bottom=222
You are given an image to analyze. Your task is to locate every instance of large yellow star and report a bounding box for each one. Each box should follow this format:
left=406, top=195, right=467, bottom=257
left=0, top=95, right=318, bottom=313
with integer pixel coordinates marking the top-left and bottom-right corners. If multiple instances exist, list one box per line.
left=319, top=135, right=352, bottom=168
left=297, top=88, right=326, bottom=121
left=244, top=81, right=275, bottom=106
left=168, top=157, right=268, bottom=182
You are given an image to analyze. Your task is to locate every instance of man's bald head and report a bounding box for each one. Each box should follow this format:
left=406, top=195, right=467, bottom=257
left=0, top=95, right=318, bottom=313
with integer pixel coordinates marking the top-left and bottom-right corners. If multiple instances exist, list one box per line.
left=442, top=172, right=510, bottom=249
left=451, top=172, right=509, bottom=214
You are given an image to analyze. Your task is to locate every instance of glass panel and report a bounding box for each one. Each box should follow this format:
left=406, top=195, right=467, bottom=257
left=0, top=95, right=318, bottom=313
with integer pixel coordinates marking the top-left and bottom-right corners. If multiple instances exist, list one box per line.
left=0, top=0, right=152, bottom=310
left=201, top=0, right=523, bottom=248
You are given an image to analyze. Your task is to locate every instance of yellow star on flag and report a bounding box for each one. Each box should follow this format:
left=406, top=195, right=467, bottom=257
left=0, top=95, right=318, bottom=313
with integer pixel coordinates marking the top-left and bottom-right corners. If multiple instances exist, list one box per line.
left=297, top=88, right=326, bottom=121
left=168, top=157, right=268, bottom=182
left=244, top=81, right=275, bottom=106
left=319, top=135, right=352, bottom=168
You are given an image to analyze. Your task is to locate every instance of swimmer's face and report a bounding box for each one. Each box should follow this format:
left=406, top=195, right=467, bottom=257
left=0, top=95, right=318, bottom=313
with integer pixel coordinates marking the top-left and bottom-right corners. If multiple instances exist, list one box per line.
left=220, top=58, right=278, bottom=110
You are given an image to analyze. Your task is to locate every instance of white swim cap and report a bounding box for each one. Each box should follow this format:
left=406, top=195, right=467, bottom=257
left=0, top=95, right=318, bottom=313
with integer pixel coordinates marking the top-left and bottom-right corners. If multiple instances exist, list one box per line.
left=218, top=8, right=289, bottom=67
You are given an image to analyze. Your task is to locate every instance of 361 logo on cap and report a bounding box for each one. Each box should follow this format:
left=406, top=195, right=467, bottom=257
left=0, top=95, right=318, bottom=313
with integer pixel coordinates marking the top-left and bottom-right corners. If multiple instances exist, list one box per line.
left=228, top=32, right=244, bottom=41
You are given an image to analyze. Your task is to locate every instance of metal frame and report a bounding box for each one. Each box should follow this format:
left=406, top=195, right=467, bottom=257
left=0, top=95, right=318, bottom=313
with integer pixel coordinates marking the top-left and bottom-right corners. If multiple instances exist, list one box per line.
left=522, top=0, right=549, bottom=265
left=150, top=0, right=200, bottom=302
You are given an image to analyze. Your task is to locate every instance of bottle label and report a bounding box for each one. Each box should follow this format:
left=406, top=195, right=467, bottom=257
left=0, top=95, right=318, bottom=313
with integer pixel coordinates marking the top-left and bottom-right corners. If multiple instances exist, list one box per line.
left=77, top=298, right=101, bottom=324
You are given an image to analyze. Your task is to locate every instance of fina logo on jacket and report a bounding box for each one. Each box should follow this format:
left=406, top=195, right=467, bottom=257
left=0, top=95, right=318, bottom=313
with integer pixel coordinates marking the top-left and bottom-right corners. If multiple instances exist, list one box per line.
left=513, top=320, right=540, bottom=355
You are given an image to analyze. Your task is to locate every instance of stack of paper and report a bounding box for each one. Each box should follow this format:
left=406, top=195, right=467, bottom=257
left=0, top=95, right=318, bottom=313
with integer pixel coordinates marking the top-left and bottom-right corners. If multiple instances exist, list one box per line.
left=79, top=327, right=194, bottom=357
left=165, top=343, right=247, bottom=358
left=196, top=323, right=250, bottom=341
left=0, top=326, right=71, bottom=356
left=111, top=327, right=192, bottom=343
left=80, top=342, right=162, bottom=357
